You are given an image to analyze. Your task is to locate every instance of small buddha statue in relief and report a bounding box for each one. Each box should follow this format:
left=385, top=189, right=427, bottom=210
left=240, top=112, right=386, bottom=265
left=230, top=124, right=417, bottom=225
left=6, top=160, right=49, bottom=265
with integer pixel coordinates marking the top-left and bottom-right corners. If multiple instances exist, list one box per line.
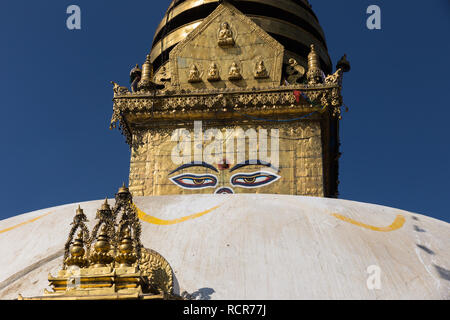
left=228, top=62, right=242, bottom=80
left=188, top=64, right=201, bottom=83
left=254, top=60, right=269, bottom=79
left=218, top=22, right=235, bottom=47
left=207, top=62, right=220, bottom=81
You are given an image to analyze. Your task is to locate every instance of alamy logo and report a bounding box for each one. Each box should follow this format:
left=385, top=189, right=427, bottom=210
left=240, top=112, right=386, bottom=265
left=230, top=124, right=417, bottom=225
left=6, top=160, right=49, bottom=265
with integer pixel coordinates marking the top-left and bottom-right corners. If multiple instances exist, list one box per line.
left=66, top=265, right=81, bottom=290
left=171, top=121, right=279, bottom=170
left=66, top=5, right=81, bottom=30
left=366, top=265, right=381, bottom=290
left=366, top=5, right=381, bottom=30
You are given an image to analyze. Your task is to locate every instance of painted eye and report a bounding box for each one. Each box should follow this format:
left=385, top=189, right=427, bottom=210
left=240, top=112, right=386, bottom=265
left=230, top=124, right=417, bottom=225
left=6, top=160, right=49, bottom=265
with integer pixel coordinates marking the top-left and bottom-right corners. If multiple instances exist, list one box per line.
left=230, top=171, right=281, bottom=188
left=170, top=174, right=218, bottom=189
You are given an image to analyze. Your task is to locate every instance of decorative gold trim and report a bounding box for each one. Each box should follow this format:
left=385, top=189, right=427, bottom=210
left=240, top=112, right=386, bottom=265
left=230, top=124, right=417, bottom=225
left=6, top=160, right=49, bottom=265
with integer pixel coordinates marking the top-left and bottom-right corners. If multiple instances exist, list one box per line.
left=139, top=248, right=174, bottom=295
left=110, top=83, right=343, bottom=145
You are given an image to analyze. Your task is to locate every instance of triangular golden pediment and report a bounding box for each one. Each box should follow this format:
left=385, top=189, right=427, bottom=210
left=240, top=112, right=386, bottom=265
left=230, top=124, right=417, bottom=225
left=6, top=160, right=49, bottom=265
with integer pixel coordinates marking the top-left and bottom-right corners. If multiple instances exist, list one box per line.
left=169, top=2, right=284, bottom=89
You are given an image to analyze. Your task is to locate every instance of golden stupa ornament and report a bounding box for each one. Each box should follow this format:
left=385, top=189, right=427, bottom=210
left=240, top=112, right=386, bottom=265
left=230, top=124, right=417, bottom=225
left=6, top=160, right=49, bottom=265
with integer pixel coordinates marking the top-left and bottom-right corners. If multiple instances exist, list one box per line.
left=115, top=226, right=137, bottom=268
left=306, top=44, right=324, bottom=85
left=65, top=231, right=89, bottom=268
left=63, top=205, right=90, bottom=268
left=218, top=21, right=235, bottom=47
left=137, top=54, right=156, bottom=91
left=90, top=225, right=114, bottom=267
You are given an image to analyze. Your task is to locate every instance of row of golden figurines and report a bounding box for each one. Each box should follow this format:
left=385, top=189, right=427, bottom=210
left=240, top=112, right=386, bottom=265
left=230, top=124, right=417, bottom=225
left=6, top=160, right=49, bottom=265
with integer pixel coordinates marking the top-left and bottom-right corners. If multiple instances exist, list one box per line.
left=66, top=223, right=137, bottom=270
left=188, top=59, right=269, bottom=83
left=64, top=183, right=140, bottom=268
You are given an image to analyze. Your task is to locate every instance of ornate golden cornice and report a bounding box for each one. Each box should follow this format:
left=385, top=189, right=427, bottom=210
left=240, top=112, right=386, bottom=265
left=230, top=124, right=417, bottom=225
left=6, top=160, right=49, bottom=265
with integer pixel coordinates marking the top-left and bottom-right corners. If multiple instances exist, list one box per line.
left=110, top=83, right=343, bottom=146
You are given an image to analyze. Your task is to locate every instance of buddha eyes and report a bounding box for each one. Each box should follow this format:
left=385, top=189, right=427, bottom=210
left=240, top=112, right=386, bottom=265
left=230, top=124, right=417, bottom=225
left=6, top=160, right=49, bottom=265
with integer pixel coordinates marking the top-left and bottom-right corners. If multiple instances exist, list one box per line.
left=170, top=171, right=280, bottom=190
left=230, top=171, right=280, bottom=188
left=169, top=174, right=218, bottom=189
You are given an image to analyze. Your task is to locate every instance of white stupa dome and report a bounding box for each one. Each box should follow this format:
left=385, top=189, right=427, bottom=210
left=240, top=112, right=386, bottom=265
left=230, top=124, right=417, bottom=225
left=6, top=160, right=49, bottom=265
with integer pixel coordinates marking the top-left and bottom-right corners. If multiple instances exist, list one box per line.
left=0, top=194, right=449, bottom=299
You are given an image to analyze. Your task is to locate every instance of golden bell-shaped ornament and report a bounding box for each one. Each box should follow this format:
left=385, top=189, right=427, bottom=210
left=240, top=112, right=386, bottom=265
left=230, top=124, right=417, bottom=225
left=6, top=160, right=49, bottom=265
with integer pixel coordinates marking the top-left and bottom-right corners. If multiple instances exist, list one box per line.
left=65, top=231, right=88, bottom=268
left=90, top=225, right=114, bottom=267
left=115, top=227, right=137, bottom=268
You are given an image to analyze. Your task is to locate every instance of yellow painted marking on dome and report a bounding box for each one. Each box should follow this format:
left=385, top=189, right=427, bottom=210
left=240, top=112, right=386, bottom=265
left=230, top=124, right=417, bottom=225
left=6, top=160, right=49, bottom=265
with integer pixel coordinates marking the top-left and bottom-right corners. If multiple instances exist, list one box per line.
left=135, top=204, right=222, bottom=225
left=0, top=211, right=54, bottom=235
left=331, top=213, right=405, bottom=232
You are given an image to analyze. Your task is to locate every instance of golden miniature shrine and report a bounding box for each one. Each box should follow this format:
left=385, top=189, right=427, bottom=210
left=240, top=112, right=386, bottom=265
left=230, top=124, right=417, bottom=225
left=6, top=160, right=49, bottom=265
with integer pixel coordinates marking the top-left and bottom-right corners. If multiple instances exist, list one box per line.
left=19, top=185, right=177, bottom=300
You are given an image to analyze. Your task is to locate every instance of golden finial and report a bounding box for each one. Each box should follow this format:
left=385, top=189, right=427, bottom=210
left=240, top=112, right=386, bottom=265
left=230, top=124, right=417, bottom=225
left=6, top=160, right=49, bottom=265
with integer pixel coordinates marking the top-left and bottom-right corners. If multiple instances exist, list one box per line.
left=142, top=55, right=154, bottom=80
left=96, top=197, right=112, bottom=220
left=117, top=183, right=130, bottom=195
left=308, top=45, right=320, bottom=69
left=100, top=198, right=111, bottom=211
left=72, top=205, right=88, bottom=225
left=137, top=54, right=156, bottom=91
left=306, top=44, right=324, bottom=85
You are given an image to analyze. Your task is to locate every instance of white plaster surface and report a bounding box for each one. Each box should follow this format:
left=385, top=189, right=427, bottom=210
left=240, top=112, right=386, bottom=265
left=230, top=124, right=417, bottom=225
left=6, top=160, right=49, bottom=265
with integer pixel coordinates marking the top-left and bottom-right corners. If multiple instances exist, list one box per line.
left=0, top=194, right=449, bottom=300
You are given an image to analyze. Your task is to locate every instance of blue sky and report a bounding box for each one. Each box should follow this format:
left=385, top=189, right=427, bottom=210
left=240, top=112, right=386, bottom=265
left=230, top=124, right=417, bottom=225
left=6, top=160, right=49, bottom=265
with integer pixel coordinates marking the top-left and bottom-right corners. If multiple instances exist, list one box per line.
left=0, top=0, right=449, bottom=222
